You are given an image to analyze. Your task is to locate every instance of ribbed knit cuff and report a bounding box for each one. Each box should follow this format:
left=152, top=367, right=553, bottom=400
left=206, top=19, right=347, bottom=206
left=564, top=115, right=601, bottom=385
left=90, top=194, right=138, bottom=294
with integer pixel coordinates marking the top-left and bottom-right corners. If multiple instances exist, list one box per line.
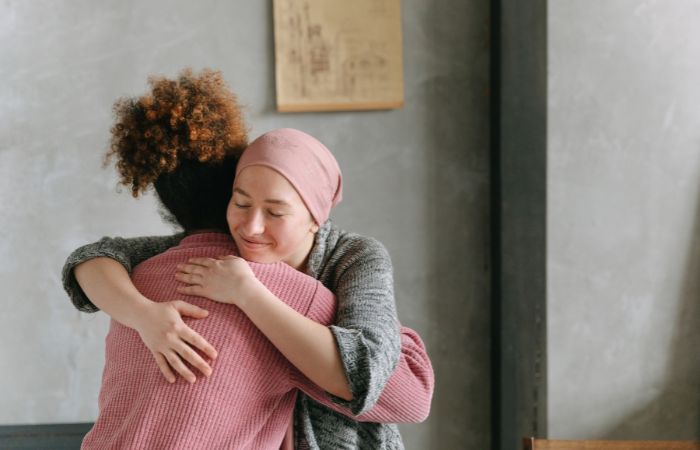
left=61, top=240, right=134, bottom=313
left=327, top=326, right=377, bottom=415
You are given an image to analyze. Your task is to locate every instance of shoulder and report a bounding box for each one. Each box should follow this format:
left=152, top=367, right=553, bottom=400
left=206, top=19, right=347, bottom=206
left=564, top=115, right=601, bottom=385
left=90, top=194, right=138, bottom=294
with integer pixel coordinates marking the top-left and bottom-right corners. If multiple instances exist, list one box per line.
left=332, top=230, right=391, bottom=265
left=311, top=221, right=393, bottom=287
left=138, top=233, right=234, bottom=265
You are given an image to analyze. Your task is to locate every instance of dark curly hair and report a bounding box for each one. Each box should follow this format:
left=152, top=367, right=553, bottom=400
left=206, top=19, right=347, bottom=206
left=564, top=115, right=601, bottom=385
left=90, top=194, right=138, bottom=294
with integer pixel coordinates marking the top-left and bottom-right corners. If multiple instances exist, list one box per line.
left=105, top=68, right=248, bottom=231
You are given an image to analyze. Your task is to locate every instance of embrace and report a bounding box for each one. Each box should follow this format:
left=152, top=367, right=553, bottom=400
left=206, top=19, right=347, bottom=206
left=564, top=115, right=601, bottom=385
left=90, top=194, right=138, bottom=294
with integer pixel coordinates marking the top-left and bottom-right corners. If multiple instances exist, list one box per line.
left=62, top=69, right=434, bottom=450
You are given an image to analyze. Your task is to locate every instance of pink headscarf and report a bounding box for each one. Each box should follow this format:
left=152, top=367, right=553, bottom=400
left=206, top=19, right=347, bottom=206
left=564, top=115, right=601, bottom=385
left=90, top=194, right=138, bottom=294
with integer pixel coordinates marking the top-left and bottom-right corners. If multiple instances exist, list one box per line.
left=235, top=128, right=343, bottom=225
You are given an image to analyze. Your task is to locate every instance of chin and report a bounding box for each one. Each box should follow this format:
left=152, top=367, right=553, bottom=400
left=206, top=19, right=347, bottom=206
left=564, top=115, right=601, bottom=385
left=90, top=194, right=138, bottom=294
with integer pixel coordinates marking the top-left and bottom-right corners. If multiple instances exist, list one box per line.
left=237, top=248, right=275, bottom=264
left=240, top=253, right=265, bottom=263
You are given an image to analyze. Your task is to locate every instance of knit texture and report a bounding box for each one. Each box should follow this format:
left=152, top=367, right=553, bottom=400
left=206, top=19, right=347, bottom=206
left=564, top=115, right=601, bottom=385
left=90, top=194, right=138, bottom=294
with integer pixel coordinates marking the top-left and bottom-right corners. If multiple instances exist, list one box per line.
left=63, top=221, right=435, bottom=450
left=62, top=233, right=184, bottom=312
left=82, top=233, right=335, bottom=449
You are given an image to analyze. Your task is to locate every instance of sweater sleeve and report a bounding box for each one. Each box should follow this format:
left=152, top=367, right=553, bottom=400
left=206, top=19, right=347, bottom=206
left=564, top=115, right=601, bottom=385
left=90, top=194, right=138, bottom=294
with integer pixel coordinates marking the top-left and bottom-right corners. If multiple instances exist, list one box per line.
left=247, top=261, right=336, bottom=322
left=326, top=237, right=402, bottom=415
left=61, top=234, right=184, bottom=312
left=353, top=327, right=434, bottom=422
left=291, top=325, right=435, bottom=423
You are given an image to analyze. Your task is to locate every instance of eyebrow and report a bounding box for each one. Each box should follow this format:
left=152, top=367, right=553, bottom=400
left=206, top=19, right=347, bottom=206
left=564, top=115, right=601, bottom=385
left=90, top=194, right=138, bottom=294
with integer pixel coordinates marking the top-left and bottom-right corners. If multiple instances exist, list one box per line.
left=233, top=187, right=291, bottom=206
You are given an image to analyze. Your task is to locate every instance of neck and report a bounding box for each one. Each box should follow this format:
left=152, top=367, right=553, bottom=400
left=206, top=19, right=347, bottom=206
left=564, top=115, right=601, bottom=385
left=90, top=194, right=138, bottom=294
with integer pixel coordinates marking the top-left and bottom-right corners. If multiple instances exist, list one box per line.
left=287, top=232, right=316, bottom=272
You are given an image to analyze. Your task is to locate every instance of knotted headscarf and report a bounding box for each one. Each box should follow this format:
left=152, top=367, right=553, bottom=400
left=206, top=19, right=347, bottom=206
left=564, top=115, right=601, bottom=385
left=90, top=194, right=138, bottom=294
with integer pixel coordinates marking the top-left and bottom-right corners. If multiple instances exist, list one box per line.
left=235, top=128, right=343, bottom=225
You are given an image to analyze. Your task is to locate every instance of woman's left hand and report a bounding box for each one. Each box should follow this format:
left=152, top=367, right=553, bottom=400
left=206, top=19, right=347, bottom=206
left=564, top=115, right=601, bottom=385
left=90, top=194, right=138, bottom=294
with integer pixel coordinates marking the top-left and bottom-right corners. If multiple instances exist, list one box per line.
left=175, top=256, right=263, bottom=306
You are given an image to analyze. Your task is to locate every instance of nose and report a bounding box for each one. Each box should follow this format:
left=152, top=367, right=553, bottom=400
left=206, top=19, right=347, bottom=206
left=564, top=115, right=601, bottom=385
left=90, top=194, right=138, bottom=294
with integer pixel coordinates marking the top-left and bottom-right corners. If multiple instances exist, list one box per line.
left=242, top=208, right=265, bottom=236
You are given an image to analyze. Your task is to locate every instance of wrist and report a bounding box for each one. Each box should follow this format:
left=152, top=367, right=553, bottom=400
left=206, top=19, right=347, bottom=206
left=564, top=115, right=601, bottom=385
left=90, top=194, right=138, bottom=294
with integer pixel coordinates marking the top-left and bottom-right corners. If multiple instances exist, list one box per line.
left=235, top=277, right=267, bottom=310
left=123, top=295, right=154, bottom=330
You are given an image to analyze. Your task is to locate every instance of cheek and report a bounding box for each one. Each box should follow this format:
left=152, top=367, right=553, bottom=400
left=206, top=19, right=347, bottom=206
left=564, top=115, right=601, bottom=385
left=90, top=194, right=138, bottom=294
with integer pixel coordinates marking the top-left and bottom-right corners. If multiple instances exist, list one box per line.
left=266, top=222, right=292, bottom=244
left=226, top=205, right=241, bottom=229
left=283, top=219, right=313, bottom=243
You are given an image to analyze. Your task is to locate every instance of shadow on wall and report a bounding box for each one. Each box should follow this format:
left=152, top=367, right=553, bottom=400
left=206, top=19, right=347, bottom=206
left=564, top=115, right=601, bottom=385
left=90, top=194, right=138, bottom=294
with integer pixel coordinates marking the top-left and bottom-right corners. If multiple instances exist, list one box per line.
left=602, top=173, right=700, bottom=439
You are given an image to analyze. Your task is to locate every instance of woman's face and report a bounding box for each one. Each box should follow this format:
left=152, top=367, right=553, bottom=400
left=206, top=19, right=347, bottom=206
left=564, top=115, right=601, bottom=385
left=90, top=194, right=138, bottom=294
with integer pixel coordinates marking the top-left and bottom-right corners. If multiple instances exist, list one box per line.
left=227, top=165, right=319, bottom=269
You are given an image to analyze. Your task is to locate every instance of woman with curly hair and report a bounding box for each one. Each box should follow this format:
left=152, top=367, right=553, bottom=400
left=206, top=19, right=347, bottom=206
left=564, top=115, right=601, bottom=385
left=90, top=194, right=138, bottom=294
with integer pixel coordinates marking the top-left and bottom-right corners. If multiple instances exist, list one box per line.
left=64, top=69, right=433, bottom=449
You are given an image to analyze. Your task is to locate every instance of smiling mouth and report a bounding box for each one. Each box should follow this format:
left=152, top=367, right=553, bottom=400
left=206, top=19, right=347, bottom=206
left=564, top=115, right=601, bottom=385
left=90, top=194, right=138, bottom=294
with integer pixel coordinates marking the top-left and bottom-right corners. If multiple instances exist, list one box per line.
left=239, top=236, right=270, bottom=247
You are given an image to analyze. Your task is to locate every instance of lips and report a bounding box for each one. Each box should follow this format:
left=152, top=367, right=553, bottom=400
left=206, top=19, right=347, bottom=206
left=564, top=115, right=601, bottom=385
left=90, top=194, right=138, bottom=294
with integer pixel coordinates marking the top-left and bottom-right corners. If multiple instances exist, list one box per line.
left=237, top=235, right=271, bottom=250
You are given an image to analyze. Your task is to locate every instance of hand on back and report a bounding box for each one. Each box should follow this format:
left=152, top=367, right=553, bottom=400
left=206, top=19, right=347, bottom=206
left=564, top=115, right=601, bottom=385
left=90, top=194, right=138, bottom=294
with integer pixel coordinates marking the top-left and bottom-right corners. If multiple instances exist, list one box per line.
left=131, top=300, right=218, bottom=384
left=132, top=254, right=265, bottom=384
left=175, top=255, right=264, bottom=307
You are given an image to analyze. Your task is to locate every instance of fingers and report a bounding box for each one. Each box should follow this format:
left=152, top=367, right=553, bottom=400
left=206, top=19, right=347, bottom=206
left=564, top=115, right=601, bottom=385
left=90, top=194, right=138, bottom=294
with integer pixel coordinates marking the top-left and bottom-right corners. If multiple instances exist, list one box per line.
left=175, top=341, right=213, bottom=378
left=185, top=257, right=217, bottom=267
left=154, top=302, right=217, bottom=383
left=153, top=352, right=176, bottom=384
left=181, top=326, right=218, bottom=361
left=175, top=271, right=203, bottom=285
left=177, top=285, right=203, bottom=296
left=176, top=262, right=207, bottom=275
left=164, top=350, right=197, bottom=384
left=172, top=300, right=209, bottom=319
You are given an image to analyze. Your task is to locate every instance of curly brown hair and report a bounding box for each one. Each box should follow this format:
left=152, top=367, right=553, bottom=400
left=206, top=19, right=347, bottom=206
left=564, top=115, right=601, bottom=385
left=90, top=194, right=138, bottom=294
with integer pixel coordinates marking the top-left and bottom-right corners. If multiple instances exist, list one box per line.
left=107, top=68, right=248, bottom=197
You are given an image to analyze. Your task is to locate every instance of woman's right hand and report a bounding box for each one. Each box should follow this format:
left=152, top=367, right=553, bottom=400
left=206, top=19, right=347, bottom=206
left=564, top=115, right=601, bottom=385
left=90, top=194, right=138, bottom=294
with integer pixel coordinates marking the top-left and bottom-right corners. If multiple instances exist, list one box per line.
left=131, top=300, right=218, bottom=384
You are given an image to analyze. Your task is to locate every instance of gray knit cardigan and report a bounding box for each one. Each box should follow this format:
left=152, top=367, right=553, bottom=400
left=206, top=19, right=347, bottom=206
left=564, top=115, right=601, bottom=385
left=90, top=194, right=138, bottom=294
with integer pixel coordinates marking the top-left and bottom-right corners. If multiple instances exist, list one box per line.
left=62, top=221, right=404, bottom=450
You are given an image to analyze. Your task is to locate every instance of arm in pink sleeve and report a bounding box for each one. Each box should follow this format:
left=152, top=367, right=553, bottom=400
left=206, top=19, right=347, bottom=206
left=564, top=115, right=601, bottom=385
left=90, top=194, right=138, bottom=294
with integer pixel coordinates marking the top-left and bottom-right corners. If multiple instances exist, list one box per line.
left=291, top=325, right=434, bottom=423
left=354, top=326, right=434, bottom=422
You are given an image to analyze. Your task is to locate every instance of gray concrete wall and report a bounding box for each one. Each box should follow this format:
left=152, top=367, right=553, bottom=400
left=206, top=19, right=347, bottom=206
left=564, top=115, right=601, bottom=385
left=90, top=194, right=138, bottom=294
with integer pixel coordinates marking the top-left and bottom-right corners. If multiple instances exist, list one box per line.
left=548, top=0, right=700, bottom=439
left=0, top=1, right=490, bottom=448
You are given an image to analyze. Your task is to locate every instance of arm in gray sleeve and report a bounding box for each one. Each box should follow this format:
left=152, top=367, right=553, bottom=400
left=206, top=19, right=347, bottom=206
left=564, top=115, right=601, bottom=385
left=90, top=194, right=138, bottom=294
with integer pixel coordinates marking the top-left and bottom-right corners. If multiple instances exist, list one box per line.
left=61, top=234, right=184, bottom=312
left=327, top=237, right=401, bottom=415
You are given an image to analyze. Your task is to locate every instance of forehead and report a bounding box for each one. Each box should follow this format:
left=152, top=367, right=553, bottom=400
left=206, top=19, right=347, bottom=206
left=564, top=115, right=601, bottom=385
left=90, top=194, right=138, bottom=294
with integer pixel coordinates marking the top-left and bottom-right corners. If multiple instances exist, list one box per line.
left=234, top=165, right=304, bottom=205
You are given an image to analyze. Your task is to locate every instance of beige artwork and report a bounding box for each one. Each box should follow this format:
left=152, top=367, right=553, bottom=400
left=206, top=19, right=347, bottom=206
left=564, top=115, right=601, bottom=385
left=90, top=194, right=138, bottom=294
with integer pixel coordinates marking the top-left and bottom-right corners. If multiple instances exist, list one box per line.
left=273, top=0, right=404, bottom=112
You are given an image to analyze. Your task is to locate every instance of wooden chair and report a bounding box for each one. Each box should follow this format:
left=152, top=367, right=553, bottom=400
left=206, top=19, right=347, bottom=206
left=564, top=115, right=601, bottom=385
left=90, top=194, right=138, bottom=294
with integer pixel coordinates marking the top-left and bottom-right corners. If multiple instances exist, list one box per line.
left=524, top=438, right=700, bottom=450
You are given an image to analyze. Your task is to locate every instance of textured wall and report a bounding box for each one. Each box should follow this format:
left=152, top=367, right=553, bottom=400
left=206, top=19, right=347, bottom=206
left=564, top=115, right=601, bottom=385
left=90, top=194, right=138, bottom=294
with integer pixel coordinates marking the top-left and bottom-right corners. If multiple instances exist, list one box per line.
left=548, top=0, right=700, bottom=439
left=0, top=1, right=490, bottom=448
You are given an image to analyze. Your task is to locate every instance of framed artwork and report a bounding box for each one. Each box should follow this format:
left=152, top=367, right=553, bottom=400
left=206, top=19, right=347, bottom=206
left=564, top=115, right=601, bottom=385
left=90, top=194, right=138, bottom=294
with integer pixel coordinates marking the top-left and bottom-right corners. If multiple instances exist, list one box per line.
left=273, top=0, right=404, bottom=112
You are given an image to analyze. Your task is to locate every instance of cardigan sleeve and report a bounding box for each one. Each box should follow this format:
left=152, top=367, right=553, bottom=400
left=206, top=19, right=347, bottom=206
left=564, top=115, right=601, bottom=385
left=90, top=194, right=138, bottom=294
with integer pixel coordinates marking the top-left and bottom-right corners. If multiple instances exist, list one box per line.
left=61, top=234, right=184, bottom=312
left=291, top=325, right=434, bottom=423
left=248, top=261, right=336, bottom=324
left=325, top=236, right=402, bottom=415
left=353, top=326, right=434, bottom=422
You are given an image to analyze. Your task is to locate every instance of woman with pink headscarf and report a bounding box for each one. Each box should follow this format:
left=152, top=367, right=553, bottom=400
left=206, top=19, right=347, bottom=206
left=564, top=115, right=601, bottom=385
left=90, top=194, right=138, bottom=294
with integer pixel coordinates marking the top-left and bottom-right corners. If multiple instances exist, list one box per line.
left=65, top=127, right=433, bottom=449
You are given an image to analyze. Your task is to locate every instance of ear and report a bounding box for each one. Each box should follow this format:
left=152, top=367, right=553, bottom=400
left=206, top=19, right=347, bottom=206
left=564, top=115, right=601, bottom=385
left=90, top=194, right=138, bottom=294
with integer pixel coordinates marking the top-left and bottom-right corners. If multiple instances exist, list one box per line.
left=310, top=221, right=320, bottom=233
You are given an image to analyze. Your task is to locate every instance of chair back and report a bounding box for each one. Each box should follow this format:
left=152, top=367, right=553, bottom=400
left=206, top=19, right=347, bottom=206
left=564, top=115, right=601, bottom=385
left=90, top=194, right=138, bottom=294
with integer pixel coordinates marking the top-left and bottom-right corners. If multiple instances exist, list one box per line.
left=524, top=438, right=700, bottom=450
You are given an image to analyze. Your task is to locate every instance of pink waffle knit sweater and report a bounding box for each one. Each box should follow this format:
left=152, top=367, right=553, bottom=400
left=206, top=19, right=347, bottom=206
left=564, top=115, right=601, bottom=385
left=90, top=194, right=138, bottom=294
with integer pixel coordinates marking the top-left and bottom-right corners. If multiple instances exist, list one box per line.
left=82, top=233, right=434, bottom=449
